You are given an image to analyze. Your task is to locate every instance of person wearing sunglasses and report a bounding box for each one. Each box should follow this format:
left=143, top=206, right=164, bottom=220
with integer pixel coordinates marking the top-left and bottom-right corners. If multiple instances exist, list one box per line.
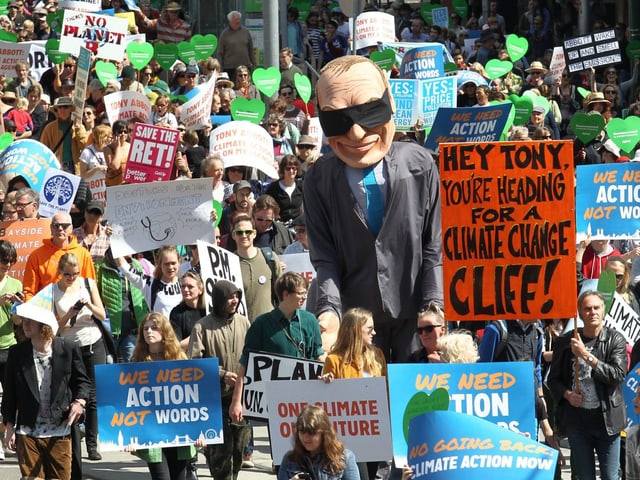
left=304, top=55, right=443, bottom=360
left=23, top=212, right=96, bottom=300
left=408, top=303, right=446, bottom=363
left=234, top=65, right=259, bottom=100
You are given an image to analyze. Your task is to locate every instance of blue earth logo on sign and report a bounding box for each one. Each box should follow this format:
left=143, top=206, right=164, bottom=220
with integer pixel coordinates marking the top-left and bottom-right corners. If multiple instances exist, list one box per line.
left=43, top=175, right=74, bottom=206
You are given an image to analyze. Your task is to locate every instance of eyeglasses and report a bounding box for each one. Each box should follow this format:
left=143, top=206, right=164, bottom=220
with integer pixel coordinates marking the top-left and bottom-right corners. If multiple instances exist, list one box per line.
left=156, top=103, right=168, bottom=108
left=186, top=74, right=197, bottom=78
left=280, top=91, right=292, bottom=97
left=319, top=89, right=393, bottom=137
left=87, top=209, right=102, bottom=215
left=238, top=73, right=249, bottom=77
left=295, top=228, right=306, bottom=234
left=228, top=167, right=243, bottom=173
left=606, top=71, right=616, bottom=75
left=298, top=145, right=313, bottom=150
left=616, top=274, right=625, bottom=280
left=543, top=135, right=552, bottom=139
left=417, top=325, right=443, bottom=334
left=83, top=111, right=93, bottom=116
left=234, top=229, right=255, bottom=236
left=5, top=128, right=16, bottom=133
left=114, top=129, right=126, bottom=135
left=295, top=290, right=308, bottom=296
left=285, top=166, right=297, bottom=171
left=52, top=222, right=71, bottom=229
left=57, top=105, right=72, bottom=110
left=530, top=71, right=543, bottom=76
left=62, top=271, right=79, bottom=278
left=268, top=122, right=279, bottom=127
left=15, top=201, right=33, bottom=209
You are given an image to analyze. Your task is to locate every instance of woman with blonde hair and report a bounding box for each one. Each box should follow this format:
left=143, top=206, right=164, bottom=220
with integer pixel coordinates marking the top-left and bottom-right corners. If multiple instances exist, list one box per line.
left=322, top=307, right=386, bottom=479
left=79, top=124, right=111, bottom=179
left=278, top=404, right=360, bottom=480
left=438, top=331, right=479, bottom=363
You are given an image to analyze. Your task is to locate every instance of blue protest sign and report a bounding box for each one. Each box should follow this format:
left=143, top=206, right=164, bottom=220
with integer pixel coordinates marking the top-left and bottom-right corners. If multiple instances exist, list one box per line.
left=576, top=163, right=640, bottom=239
left=424, top=103, right=512, bottom=151
left=407, top=411, right=557, bottom=480
left=96, top=358, right=223, bottom=451
left=389, top=77, right=456, bottom=130
left=455, top=69, right=489, bottom=88
left=0, top=139, right=60, bottom=191
left=399, top=44, right=444, bottom=79
left=624, top=362, right=640, bottom=428
left=388, top=362, right=535, bottom=466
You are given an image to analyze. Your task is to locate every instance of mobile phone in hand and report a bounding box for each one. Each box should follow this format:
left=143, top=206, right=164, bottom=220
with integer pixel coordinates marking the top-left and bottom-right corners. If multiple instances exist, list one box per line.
left=73, top=300, right=84, bottom=310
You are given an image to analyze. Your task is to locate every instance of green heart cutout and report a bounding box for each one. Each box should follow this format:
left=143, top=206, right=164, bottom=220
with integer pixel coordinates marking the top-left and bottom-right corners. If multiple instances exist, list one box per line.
left=177, top=41, right=197, bottom=65
left=444, top=61, right=457, bottom=73
left=524, top=93, right=550, bottom=115
left=420, top=3, right=435, bottom=24
left=0, top=132, right=13, bottom=151
left=627, top=40, right=640, bottom=61
left=369, top=49, right=395, bottom=71
left=452, top=0, right=468, bottom=18
left=230, top=97, right=266, bottom=124
left=402, top=388, right=449, bottom=442
left=191, top=34, right=218, bottom=61
left=597, top=270, right=617, bottom=314
left=95, top=61, right=118, bottom=87
left=294, top=73, right=312, bottom=104
left=154, top=43, right=179, bottom=71
left=47, top=10, right=64, bottom=34
left=508, top=94, right=533, bottom=126
left=212, top=200, right=222, bottom=228
left=498, top=101, right=515, bottom=136
left=484, top=59, right=513, bottom=79
left=570, top=113, right=605, bottom=144
left=577, top=87, right=591, bottom=99
left=506, top=34, right=529, bottom=62
left=126, top=41, right=154, bottom=70
left=252, top=67, right=281, bottom=97
left=0, top=30, right=16, bottom=42
left=607, top=117, right=640, bottom=155
left=45, top=38, right=69, bottom=65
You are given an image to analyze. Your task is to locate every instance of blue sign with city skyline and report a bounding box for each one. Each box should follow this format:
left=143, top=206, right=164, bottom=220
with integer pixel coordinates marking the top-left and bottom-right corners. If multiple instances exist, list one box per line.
left=96, top=358, right=223, bottom=451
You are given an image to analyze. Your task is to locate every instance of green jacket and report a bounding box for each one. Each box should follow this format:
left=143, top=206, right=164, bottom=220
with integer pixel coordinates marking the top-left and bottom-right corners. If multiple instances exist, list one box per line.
left=96, top=259, right=148, bottom=335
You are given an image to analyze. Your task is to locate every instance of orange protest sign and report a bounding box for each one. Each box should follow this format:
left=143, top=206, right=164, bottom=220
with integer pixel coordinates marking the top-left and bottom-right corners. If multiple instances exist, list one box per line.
left=0, top=218, right=50, bottom=281
left=440, top=141, right=576, bottom=321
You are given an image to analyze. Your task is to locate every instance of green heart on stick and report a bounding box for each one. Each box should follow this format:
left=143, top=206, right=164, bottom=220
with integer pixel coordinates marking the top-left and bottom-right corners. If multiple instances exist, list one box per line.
left=294, top=73, right=312, bottom=104
left=508, top=94, right=533, bottom=126
left=522, top=91, right=550, bottom=115
left=126, top=41, right=154, bottom=70
left=154, top=43, right=179, bottom=71
left=506, top=34, right=529, bottom=62
left=484, top=59, right=513, bottom=79
left=45, top=38, right=69, bottom=64
left=0, top=132, right=13, bottom=152
left=230, top=97, right=266, bottom=124
left=626, top=40, right=640, bottom=61
left=420, top=3, right=435, bottom=24
left=607, top=116, right=640, bottom=155
left=597, top=270, right=617, bottom=314
left=369, top=49, right=395, bottom=71
left=95, top=61, right=119, bottom=87
left=402, top=388, right=449, bottom=442
left=191, top=34, right=218, bottom=60
left=452, top=0, right=468, bottom=18
left=0, top=30, right=16, bottom=42
left=212, top=200, right=222, bottom=228
left=570, top=113, right=604, bottom=144
left=177, top=41, right=197, bottom=65
left=47, top=10, right=64, bottom=34
left=577, top=86, right=591, bottom=100
left=252, top=67, right=281, bottom=97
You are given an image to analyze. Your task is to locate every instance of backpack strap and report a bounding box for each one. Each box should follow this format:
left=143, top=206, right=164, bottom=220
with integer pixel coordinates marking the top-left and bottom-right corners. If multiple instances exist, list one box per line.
left=150, top=277, right=162, bottom=311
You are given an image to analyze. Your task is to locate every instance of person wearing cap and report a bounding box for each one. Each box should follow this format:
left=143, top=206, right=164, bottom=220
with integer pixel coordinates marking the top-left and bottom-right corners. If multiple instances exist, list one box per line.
left=217, top=11, right=255, bottom=77
left=135, top=1, right=192, bottom=44
left=2, top=301, right=90, bottom=480
left=6, top=0, right=26, bottom=31
left=284, top=214, right=309, bottom=254
left=72, top=201, right=111, bottom=263
left=40, top=96, right=89, bottom=175
left=183, top=63, right=200, bottom=95
left=220, top=180, right=254, bottom=235
left=120, top=65, right=145, bottom=94
left=296, top=135, right=320, bottom=173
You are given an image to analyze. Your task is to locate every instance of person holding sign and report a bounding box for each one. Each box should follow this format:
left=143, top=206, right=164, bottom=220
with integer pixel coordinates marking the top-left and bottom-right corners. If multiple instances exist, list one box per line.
left=277, top=404, right=360, bottom=480
left=548, top=291, right=627, bottom=480
left=305, top=55, right=443, bottom=360
left=322, top=307, right=386, bottom=480
left=128, top=312, right=204, bottom=480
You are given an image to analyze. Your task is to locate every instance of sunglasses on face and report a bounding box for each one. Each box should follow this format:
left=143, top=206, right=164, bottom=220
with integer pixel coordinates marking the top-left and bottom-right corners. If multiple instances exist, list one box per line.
left=319, top=90, right=393, bottom=137
left=417, top=325, right=443, bottom=334
left=234, top=229, right=254, bottom=236
left=52, top=222, right=71, bottom=229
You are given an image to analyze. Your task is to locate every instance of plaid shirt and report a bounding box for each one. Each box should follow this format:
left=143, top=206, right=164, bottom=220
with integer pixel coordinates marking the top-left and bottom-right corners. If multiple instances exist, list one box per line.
left=73, top=223, right=111, bottom=263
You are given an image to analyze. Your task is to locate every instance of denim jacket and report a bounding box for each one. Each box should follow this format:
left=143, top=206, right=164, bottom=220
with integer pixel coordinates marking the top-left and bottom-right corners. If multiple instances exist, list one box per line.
left=277, top=448, right=359, bottom=480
